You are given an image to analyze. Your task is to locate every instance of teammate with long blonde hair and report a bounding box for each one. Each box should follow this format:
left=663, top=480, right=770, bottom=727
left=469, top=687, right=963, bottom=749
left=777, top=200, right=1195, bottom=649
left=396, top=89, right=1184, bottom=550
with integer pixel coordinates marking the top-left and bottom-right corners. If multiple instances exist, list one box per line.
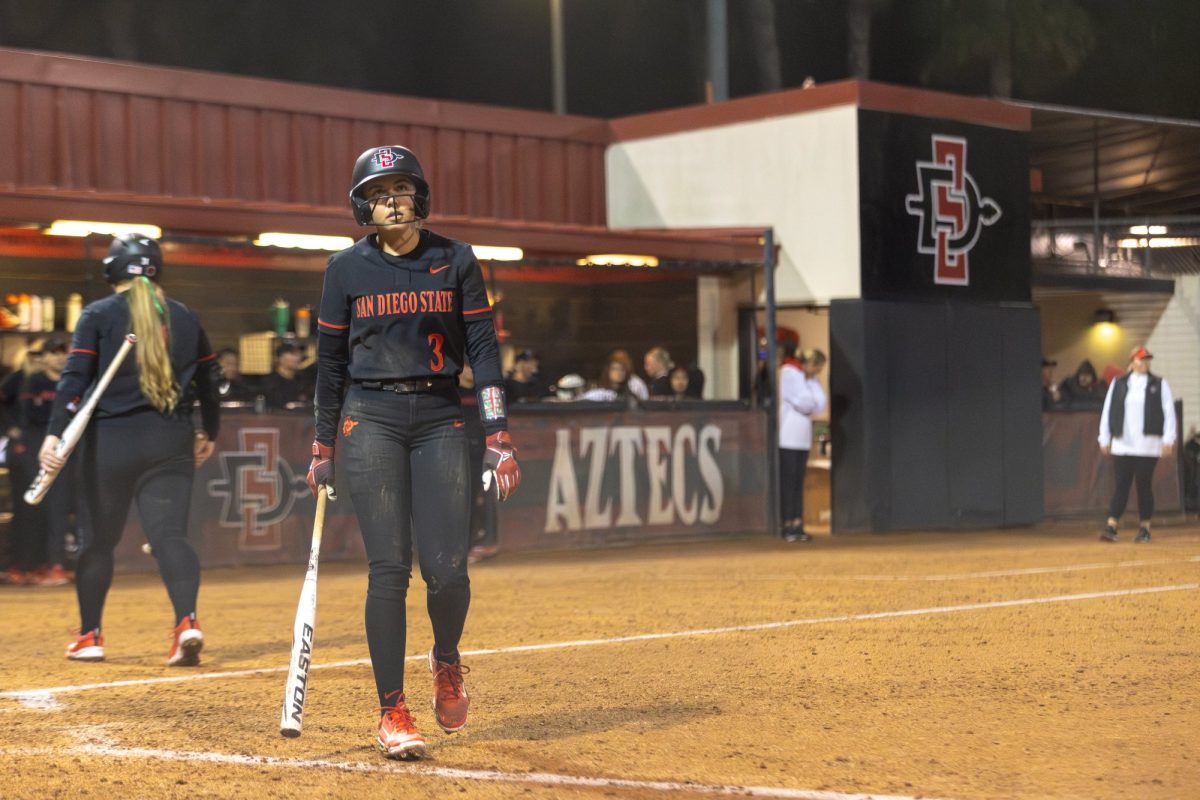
left=40, top=234, right=221, bottom=665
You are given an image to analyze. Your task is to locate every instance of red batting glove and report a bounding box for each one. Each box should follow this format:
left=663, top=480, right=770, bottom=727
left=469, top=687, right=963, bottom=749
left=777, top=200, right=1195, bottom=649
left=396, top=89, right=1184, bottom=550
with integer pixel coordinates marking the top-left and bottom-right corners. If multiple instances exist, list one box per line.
left=483, top=431, right=521, bottom=502
left=307, top=440, right=336, bottom=500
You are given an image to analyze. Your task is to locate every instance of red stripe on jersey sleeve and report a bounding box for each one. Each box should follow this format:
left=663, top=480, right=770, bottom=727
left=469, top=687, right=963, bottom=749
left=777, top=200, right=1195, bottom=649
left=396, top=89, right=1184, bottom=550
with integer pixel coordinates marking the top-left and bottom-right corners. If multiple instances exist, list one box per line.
left=71, top=348, right=98, bottom=355
left=198, top=352, right=217, bottom=362
left=318, top=318, right=350, bottom=330
left=462, top=307, right=492, bottom=316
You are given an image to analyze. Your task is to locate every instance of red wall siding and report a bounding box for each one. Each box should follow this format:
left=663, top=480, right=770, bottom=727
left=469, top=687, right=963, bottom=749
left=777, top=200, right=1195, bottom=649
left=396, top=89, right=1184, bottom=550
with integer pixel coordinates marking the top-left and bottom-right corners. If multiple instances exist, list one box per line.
left=0, top=49, right=609, bottom=229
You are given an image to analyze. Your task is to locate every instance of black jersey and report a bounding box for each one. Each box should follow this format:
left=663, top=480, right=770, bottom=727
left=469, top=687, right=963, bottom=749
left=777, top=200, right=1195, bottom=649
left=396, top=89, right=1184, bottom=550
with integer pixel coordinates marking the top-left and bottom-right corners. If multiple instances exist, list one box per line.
left=19, top=372, right=58, bottom=428
left=314, top=230, right=504, bottom=444
left=47, top=292, right=221, bottom=439
left=0, top=370, right=56, bottom=430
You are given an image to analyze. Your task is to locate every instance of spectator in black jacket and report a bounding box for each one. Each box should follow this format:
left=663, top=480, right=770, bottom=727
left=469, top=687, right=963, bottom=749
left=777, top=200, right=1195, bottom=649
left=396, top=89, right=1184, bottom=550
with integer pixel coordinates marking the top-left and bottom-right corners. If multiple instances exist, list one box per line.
left=643, top=346, right=673, bottom=398
left=216, top=348, right=258, bottom=403
left=504, top=349, right=547, bottom=403
left=1041, top=357, right=1063, bottom=410
left=1059, top=359, right=1105, bottom=410
left=260, top=341, right=313, bottom=409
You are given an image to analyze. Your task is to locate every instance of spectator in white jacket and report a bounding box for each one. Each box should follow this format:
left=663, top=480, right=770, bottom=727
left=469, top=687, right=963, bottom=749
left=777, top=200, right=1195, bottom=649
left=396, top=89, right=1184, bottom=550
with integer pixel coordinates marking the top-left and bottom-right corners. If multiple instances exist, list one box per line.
left=778, top=345, right=826, bottom=542
left=1098, top=345, right=1175, bottom=543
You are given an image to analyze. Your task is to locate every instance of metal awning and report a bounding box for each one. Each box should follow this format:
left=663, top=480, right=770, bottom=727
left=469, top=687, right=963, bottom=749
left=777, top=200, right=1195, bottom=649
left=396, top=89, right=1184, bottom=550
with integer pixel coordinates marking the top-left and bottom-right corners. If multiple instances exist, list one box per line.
left=0, top=221, right=765, bottom=279
left=1011, top=100, right=1200, bottom=217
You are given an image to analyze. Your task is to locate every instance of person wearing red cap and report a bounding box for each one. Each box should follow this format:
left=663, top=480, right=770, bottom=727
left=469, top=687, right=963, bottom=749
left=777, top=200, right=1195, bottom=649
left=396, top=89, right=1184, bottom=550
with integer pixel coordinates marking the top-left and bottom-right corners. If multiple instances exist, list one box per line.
left=1097, top=346, right=1175, bottom=543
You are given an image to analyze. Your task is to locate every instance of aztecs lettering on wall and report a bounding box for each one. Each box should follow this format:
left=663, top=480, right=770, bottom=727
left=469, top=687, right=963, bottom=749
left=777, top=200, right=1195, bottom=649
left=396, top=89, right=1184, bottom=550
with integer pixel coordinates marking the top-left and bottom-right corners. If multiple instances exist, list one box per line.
left=858, top=109, right=1031, bottom=303
left=544, top=423, right=726, bottom=533
left=354, top=290, right=455, bottom=319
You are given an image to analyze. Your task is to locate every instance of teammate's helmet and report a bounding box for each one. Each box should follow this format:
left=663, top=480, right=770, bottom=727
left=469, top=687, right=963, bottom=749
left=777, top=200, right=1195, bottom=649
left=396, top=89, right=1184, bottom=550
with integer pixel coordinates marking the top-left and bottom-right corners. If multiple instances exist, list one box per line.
left=349, top=145, right=431, bottom=225
left=102, top=234, right=163, bottom=284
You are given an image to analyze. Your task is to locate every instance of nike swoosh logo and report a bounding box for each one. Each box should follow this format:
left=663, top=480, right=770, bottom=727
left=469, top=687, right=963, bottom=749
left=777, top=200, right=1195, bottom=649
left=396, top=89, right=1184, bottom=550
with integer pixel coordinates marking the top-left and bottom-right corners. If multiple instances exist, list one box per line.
left=430, top=264, right=450, bottom=274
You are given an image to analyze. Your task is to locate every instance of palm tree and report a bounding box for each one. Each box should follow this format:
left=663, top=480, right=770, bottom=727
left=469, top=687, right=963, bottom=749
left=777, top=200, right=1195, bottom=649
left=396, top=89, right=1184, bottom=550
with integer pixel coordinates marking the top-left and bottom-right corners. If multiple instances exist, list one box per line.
left=747, top=0, right=782, bottom=92
left=847, top=0, right=877, bottom=79
left=917, top=0, right=1094, bottom=97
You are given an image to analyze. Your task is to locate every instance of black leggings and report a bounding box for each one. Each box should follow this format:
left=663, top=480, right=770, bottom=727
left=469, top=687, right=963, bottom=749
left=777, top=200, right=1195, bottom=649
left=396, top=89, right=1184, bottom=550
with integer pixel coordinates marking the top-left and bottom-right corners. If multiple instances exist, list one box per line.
left=76, top=411, right=199, bottom=633
left=339, top=385, right=471, bottom=706
left=1108, top=454, right=1159, bottom=522
left=779, top=448, right=809, bottom=527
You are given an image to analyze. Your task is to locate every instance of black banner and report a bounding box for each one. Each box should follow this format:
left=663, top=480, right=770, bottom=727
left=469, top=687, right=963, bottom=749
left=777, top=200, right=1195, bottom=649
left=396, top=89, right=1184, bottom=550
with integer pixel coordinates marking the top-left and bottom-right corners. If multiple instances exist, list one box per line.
left=858, top=109, right=1030, bottom=303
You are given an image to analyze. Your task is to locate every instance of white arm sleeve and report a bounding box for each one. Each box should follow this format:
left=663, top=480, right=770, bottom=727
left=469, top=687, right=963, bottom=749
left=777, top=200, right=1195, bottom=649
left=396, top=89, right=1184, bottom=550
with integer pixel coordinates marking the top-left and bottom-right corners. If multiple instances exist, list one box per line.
left=1161, top=379, right=1176, bottom=446
left=1097, top=381, right=1115, bottom=448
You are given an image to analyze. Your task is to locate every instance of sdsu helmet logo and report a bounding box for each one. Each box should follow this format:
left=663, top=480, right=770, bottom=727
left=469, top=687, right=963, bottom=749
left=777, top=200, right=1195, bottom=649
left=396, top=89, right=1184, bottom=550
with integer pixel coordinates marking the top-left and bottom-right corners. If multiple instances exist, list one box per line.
left=374, top=148, right=402, bottom=169
left=904, top=135, right=1002, bottom=286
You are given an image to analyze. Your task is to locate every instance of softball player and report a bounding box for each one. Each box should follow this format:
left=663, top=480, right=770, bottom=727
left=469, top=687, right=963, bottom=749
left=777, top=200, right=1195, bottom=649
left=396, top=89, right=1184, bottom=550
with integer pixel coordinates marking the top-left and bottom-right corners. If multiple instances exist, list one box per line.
left=40, top=235, right=221, bottom=665
left=309, top=145, right=521, bottom=760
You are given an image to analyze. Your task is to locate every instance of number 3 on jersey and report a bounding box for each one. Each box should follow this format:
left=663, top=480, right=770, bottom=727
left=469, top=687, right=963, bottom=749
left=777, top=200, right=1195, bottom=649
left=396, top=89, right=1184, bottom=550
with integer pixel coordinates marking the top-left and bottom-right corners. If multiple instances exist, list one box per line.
left=428, top=333, right=445, bottom=371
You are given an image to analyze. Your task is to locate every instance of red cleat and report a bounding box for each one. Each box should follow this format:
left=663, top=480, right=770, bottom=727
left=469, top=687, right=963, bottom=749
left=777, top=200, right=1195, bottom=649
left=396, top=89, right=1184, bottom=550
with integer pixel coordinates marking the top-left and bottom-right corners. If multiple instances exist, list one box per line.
left=429, top=648, right=470, bottom=733
left=167, top=614, right=204, bottom=666
left=467, top=544, right=499, bottom=564
left=376, top=692, right=426, bottom=760
left=36, top=564, right=70, bottom=587
left=66, top=629, right=105, bottom=661
left=3, top=567, right=29, bottom=586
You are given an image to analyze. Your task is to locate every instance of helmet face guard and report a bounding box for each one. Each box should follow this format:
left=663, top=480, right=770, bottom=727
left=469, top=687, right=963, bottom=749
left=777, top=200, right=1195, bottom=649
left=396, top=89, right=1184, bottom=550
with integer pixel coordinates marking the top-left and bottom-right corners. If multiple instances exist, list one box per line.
left=349, top=146, right=431, bottom=225
left=102, top=234, right=163, bottom=283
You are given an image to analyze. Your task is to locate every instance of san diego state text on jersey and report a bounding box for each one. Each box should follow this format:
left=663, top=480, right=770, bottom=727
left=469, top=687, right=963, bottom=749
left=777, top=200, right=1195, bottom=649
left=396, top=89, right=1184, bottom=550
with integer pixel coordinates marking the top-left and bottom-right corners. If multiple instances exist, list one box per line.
left=315, top=231, right=499, bottom=388
left=354, top=290, right=456, bottom=318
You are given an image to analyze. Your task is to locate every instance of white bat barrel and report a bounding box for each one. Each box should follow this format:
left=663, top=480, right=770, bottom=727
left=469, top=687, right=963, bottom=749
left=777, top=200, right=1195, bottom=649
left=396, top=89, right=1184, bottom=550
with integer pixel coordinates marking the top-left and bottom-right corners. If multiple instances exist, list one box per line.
left=24, top=333, right=137, bottom=505
left=280, top=489, right=328, bottom=737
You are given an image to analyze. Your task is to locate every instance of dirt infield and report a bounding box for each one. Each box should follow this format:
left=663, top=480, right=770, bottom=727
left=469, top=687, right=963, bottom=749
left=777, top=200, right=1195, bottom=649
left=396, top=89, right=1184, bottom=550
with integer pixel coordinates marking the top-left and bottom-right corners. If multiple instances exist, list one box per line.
left=2, top=523, right=1198, bottom=799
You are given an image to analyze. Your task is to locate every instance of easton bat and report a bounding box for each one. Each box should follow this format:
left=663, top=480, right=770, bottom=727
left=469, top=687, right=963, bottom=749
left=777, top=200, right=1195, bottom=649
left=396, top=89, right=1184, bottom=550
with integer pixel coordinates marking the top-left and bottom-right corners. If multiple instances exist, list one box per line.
left=25, top=333, right=137, bottom=505
left=280, top=488, right=330, bottom=737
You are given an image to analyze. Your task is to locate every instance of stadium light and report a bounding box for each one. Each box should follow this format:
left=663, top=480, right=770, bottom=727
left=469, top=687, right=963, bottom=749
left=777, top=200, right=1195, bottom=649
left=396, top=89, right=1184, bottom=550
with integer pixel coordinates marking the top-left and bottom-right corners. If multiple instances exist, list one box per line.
left=254, top=232, right=354, bottom=250
left=472, top=245, right=524, bottom=261
left=1117, top=237, right=1199, bottom=249
left=576, top=254, right=660, bottom=267
left=46, top=220, right=162, bottom=238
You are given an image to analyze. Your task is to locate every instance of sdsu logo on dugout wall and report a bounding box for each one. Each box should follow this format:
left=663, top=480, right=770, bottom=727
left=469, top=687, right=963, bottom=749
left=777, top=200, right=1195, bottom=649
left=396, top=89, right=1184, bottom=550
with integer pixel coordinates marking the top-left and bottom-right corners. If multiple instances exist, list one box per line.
left=904, top=135, right=1002, bottom=287
left=207, top=428, right=309, bottom=551
left=856, top=109, right=1030, bottom=303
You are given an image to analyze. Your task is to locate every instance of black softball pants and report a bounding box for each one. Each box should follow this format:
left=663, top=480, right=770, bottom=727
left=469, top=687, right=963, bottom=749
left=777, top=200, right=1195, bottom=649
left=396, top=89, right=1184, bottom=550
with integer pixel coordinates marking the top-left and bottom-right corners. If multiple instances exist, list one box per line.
left=1108, top=454, right=1159, bottom=522
left=779, top=447, right=809, bottom=528
left=339, top=385, right=472, bottom=706
left=76, top=411, right=200, bottom=633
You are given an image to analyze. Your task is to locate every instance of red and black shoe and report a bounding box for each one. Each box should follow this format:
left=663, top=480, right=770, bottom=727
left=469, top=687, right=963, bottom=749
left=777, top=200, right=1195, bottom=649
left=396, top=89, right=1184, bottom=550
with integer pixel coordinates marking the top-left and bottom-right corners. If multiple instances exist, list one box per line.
left=429, top=648, right=471, bottom=733
left=376, top=691, right=426, bottom=760
left=167, top=614, right=204, bottom=666
left=66, top=629, right=105, bottom=661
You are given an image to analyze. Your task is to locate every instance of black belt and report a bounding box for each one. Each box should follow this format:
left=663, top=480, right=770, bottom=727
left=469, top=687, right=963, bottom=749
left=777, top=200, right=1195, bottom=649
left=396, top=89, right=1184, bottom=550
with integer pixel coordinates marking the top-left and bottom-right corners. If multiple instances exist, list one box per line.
left=354, top=377, right=456, bottom=394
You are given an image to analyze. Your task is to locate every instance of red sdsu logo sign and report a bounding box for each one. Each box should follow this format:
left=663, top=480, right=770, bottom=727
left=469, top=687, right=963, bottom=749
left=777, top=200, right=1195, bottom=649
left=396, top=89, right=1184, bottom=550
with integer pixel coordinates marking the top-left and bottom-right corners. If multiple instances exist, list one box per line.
left=904, top=135, right=1002, bottom=286
left=207, top=428, right=308, bottom=551
left=374, top=148, right=402, bottom=168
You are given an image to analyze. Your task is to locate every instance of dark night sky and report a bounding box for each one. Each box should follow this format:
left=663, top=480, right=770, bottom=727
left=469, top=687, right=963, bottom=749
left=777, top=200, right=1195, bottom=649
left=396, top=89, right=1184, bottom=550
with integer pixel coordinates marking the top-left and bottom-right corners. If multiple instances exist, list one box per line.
left=1, top=0, right=1197, bottom=120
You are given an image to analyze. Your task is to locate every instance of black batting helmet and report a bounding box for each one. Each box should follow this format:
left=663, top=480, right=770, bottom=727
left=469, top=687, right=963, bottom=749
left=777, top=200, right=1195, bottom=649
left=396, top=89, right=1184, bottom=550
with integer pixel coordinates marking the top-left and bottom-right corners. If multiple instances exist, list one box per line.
left=349, top=145, right=431, bottom=225
left=102, top=234, right=163, bottom=284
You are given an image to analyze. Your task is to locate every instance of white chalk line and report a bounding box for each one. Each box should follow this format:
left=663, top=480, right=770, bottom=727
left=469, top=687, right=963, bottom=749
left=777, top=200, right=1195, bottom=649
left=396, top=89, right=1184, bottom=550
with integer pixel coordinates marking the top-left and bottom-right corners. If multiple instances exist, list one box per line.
left=839, top=554, right=1200, bottom=582
left=4, top=582, right=1196, bottom=704
left=0, top=741, right=940, bottom=800
left=631, top=554, right=1200, bottom=583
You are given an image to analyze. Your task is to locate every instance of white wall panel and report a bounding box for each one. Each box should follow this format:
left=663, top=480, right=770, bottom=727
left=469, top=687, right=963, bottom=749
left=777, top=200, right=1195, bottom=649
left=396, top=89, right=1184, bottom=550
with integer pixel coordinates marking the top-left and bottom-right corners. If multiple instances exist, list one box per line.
left=1147, top=275, right=1200, bottom=435
left=607, top=106, right=861, bottom=304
